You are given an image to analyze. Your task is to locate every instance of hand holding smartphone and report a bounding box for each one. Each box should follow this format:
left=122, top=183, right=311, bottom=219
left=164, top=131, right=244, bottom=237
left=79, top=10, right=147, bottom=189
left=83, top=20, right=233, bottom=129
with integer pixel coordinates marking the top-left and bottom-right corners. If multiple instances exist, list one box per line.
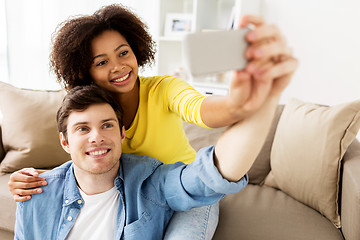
left=183, top=29, right=250, bottom=77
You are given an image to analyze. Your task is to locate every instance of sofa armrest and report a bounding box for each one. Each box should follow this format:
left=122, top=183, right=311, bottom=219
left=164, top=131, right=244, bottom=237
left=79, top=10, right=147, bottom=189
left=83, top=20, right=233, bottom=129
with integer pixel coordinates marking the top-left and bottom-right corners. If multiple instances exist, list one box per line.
left=0, top=124, right=5, bottom=162
left=341, top=139, right=360, bottom=240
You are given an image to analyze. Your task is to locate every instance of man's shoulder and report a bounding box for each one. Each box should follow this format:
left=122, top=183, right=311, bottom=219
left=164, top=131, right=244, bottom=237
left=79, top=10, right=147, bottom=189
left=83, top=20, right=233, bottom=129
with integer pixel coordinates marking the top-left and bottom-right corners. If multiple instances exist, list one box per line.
left=122, top=153, right=162, bottom=170
left=121, top=153, right=188, bottom=185
left=40, top=160, right=72, bottom=180
left=121, top=153, right=165, bottom=180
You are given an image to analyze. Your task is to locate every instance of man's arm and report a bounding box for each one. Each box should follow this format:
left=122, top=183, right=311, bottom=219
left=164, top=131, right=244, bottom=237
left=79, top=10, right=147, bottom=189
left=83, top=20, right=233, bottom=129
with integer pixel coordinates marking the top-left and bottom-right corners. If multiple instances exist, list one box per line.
left=14, top=203, right=25, bottom=240
left=213, top=96, right=279, bottom=182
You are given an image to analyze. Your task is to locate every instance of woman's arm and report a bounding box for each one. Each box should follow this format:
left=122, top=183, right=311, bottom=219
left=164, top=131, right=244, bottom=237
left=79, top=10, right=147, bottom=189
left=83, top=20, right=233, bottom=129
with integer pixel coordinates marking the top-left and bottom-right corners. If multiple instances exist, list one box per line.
left=8, top=168, right=48, bottom=202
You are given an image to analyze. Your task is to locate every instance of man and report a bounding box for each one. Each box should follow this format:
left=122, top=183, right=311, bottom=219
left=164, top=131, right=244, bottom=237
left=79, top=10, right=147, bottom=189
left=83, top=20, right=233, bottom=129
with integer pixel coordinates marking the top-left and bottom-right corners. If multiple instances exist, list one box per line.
left=14, top=85, right=280, bottom=240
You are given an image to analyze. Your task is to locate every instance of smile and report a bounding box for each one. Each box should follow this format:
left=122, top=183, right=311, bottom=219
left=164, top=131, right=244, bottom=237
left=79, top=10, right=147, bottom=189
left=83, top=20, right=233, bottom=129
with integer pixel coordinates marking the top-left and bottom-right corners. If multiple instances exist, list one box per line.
left=86, top=149, right=110, bottom=156
left=112, top=73, right=129, bottom=83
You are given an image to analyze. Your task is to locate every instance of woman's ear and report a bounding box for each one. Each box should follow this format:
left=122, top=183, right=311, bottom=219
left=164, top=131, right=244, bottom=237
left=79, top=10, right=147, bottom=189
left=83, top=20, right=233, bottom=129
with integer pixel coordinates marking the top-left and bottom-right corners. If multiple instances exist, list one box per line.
left=59, top=132, right=71, bottom=154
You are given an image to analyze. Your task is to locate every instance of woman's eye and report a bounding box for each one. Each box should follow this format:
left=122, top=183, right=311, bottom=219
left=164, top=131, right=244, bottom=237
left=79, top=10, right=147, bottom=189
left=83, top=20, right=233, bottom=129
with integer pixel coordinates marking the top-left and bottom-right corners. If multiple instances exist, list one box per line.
left=119, top=51, right=128, bottom=57
left=96, top=60, right=107, bottom=67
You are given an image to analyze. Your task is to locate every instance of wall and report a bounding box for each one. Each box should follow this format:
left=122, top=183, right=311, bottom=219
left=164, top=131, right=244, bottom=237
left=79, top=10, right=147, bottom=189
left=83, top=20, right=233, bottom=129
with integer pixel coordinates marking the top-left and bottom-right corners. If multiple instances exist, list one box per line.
left=261, top=0, right=360, bottom=106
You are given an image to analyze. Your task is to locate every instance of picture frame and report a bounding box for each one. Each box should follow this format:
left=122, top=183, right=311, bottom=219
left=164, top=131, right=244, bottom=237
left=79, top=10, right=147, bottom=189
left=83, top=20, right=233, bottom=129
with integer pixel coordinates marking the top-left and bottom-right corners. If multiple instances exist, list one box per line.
left=164, top=13, right=193, bottom=36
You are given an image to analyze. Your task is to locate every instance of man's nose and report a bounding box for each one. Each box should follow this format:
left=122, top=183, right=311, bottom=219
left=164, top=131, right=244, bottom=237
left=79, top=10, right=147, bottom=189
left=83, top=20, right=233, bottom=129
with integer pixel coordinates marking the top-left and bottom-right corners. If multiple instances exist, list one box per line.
left=88, top=130, right=104, bottom=143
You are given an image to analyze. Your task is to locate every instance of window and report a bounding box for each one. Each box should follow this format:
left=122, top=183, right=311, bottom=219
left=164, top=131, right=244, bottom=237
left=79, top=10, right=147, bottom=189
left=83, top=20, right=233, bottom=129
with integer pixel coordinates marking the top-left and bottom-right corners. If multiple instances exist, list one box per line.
left=0, top=0, right=8, bottom=83
left=1, top=0, right=145, bottom=90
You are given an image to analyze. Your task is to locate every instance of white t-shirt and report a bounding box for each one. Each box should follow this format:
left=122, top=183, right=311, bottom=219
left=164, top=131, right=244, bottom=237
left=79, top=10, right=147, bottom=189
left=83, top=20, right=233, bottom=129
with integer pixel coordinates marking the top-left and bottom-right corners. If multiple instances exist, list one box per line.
left=66, top=186, right=119, bottom=240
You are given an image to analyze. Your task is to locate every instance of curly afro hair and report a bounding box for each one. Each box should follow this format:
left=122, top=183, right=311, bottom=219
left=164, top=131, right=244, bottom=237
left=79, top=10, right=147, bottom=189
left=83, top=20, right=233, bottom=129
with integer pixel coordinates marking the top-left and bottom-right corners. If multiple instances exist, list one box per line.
left=50, top=4, right=156, bottom=89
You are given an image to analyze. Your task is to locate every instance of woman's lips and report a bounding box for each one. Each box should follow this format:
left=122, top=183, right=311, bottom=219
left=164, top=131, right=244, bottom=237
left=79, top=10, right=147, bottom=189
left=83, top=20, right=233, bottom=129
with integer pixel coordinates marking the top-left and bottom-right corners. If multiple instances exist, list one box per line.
left=111, top=72, right=130, bottom=83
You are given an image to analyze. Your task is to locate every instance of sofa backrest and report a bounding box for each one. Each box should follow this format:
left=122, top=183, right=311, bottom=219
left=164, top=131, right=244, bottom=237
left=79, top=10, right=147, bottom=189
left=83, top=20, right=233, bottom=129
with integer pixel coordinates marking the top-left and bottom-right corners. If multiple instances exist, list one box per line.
left=183, top=105, right=284, bottom=184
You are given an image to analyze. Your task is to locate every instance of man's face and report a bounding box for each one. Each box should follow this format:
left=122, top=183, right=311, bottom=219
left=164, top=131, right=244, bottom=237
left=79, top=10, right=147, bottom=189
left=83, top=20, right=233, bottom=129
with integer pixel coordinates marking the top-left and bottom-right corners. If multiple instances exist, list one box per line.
left=60, top=103, right=124, bottom=176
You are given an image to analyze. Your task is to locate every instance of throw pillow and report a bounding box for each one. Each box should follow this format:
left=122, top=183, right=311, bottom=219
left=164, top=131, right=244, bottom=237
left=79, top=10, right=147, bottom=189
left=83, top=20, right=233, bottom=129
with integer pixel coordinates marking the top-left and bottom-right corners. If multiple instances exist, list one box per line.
left=264, top=98, right=360, bottom=228
left=0, top=81, right=70, bottom=174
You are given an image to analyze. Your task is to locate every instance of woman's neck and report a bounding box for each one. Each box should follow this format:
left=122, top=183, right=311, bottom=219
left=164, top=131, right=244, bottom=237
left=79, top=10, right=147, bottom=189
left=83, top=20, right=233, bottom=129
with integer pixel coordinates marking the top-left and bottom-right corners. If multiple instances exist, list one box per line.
left=114, top=78, right=140, bottom=130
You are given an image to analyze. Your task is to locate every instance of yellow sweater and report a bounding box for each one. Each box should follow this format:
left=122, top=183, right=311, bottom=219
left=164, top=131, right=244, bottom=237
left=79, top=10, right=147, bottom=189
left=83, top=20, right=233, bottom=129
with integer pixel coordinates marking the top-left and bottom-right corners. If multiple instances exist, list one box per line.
left=123, top=75, right=208, bottom=164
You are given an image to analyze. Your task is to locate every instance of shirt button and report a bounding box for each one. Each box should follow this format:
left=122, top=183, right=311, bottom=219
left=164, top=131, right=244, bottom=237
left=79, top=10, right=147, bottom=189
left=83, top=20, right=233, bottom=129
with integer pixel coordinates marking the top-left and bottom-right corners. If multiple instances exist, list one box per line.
left=67, top=216, right=73, bottom=221
left=77, top=200, right=82, bottom=204
left=65, top=200, right=69, bottom=204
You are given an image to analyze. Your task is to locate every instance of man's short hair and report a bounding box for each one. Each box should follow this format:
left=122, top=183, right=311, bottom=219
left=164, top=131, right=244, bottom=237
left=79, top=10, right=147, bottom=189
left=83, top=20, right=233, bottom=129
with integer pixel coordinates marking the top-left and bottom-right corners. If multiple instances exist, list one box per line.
left=56, top=85, right=124, bottom=141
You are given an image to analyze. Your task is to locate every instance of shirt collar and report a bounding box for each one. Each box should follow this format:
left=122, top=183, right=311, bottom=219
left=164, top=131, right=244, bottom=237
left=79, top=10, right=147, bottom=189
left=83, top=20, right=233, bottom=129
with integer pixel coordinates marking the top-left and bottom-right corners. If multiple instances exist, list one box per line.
left=63, top=164, right=82, bottom=206
left=63, top=161, right=124, bottom=205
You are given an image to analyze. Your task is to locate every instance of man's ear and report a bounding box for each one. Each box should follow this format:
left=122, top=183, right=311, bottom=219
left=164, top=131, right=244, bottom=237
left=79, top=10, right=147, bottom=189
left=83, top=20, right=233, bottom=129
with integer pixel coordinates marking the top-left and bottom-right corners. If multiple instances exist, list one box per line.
left=120, top=126, right=125, bottom=144
left=59, top=132, right=71, bottom=154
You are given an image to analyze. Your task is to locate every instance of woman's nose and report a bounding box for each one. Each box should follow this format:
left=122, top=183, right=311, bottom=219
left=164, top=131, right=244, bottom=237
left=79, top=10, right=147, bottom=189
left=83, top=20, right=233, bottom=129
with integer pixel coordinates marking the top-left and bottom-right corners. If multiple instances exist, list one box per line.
left=111, top=61, right=125, bottom=72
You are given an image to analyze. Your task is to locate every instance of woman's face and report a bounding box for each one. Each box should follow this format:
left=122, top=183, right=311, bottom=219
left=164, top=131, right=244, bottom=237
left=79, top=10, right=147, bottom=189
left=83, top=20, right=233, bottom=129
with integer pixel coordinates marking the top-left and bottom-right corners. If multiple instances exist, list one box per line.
left=89, top=30, right=139, bottom=94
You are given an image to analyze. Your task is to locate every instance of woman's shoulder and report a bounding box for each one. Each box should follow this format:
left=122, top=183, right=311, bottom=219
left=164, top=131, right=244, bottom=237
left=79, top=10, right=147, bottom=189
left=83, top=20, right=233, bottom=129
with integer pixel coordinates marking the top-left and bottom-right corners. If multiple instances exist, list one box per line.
left=139, top=75, right=188, bottom=86
left=139, top=75, right=191, bottom=94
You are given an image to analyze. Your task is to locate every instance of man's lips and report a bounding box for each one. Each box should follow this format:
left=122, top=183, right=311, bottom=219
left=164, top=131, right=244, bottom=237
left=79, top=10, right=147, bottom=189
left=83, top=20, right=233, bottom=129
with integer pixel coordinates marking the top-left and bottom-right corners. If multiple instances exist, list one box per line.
left=86, top=149, right=111, bottom=156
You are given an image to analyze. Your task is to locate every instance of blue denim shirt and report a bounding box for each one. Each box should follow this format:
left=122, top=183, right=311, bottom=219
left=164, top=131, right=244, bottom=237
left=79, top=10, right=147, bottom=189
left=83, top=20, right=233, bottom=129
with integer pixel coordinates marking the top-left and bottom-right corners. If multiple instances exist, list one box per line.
left=15, top=146, right=248, bottom=240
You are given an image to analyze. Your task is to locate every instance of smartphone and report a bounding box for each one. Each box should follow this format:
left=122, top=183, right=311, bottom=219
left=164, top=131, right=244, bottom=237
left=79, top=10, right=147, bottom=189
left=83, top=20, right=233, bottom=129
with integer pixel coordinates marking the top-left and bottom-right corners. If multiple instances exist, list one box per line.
left=183, top=29, right=250, bottom=77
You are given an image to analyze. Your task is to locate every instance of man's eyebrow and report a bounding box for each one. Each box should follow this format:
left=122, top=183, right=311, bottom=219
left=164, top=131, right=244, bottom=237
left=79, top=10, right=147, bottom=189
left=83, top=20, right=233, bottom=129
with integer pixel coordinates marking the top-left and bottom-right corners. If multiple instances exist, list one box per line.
left=92, top=44, right=128, bottom=62
left=71, top=118, right=118, bottom=128
left=71, top=121, right=89, bottom=129
left=102, top=118, right=118, bottom=123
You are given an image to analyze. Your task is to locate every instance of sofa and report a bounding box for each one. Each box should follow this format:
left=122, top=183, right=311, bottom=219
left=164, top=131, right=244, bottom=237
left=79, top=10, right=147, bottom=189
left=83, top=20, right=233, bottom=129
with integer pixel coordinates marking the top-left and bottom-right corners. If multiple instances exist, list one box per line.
left=0, top=81, right=360, bottom=240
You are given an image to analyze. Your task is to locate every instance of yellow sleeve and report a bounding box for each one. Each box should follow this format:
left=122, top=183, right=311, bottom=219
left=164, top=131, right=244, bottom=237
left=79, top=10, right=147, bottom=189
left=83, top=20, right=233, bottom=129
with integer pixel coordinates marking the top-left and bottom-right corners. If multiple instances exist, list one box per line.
left=162, top=76, right=210, bottom=128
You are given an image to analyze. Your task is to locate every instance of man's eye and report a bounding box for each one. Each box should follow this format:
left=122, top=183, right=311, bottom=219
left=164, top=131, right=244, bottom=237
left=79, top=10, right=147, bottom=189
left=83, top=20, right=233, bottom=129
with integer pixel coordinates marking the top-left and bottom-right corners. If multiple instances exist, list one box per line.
left=76, top=127, right=88, bottom=132
left=103, top=123, right=113, bottom=129
left=96, top=60, right=107, bottom=66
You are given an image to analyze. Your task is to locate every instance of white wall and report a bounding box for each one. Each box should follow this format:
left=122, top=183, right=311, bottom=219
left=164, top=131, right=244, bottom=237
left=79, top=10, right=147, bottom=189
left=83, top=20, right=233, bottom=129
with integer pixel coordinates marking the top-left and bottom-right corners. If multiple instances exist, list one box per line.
left=261, top=0, right=360, bottom=106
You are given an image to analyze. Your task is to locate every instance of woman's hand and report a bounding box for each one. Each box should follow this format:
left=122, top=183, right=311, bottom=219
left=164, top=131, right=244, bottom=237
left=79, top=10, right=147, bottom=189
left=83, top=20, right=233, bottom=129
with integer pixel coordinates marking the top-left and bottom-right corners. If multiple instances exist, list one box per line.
left=8, top=168, right=47, bottom=202
left=227, top=15, right=298, bottom=117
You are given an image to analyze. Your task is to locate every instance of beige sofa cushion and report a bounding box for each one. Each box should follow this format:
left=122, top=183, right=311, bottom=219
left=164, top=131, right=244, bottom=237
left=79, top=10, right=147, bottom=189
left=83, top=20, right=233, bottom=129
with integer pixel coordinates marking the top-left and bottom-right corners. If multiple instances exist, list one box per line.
left=264, top=98, right=360, bottom=228
left=214, top=184, right=343, bottom=240
left=0, top=82, right=70, bottom=174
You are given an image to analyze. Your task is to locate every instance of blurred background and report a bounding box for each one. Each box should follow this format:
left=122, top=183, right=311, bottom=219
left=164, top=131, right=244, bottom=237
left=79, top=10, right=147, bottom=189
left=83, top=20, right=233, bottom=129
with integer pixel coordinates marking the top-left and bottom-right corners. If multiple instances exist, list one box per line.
left=0, top=0, right=359, bottom=140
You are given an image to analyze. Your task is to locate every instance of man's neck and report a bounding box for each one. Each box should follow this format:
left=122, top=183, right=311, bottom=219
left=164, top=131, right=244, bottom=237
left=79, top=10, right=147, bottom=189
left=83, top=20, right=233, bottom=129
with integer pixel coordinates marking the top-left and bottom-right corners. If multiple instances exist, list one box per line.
left=73, top=163, right=119, bottom=195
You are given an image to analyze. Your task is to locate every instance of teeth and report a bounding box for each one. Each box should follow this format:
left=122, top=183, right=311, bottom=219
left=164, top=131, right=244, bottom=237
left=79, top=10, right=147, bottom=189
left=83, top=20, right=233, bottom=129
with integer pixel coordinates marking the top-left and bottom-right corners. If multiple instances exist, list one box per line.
left=88, top=150, right=107, bottom=156
left=113, top=73, right=129, bottom=82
